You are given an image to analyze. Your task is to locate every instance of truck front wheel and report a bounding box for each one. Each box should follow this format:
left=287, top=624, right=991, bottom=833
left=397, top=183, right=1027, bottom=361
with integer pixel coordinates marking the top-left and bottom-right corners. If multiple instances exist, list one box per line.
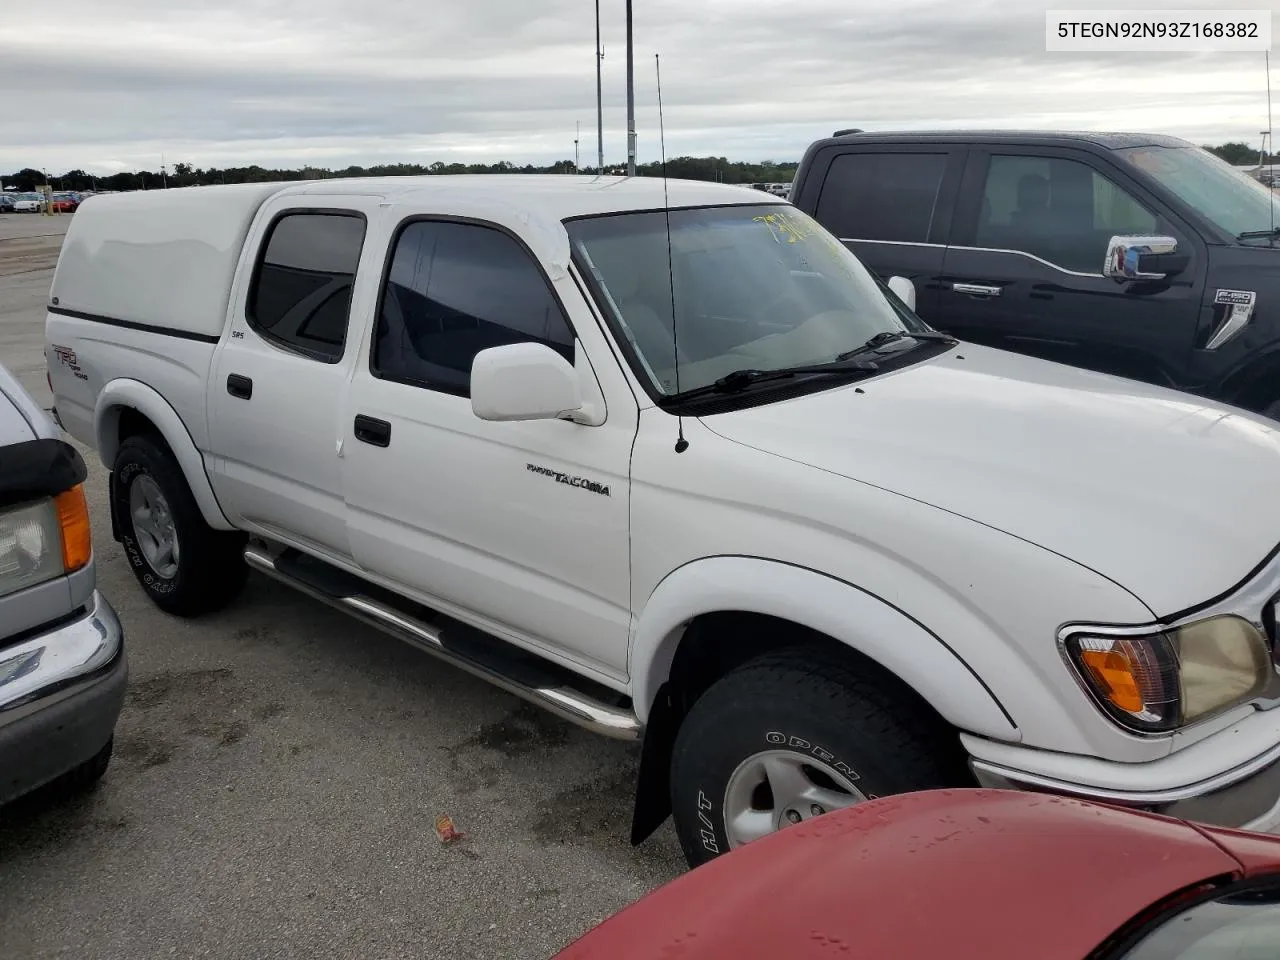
left=668, top=647, right=968, bottom=869
left=112, top=434, right=247, bottom=616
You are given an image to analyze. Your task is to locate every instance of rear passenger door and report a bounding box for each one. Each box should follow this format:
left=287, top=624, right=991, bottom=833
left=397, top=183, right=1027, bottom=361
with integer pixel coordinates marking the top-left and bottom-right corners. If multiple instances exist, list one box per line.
left=208, top=197, right=382, bottom=562
left=933, top=148, right=1205, bottom=385
left=803, top=145, right=966, bottom=318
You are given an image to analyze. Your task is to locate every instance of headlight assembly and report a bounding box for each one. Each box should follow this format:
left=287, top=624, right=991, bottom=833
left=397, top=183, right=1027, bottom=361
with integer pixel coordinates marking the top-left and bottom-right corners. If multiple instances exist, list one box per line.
left=0, top=487, right=92, bottom=599
left=1065, top=615, right=1271, bottom=733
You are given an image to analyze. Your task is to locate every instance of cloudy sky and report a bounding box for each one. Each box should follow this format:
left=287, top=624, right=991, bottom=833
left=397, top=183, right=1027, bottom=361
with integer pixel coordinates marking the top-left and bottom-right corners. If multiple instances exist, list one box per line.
left=2, top=0, right=1278, bottom=174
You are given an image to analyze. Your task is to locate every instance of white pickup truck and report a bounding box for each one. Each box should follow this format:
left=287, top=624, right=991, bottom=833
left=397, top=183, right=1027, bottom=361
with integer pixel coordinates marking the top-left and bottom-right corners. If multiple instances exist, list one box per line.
left=45, top=176, right=1280, bottom=866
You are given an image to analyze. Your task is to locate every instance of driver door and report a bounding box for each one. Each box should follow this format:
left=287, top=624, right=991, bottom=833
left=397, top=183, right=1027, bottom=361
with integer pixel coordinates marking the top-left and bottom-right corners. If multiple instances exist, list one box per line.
left=933, top=148, right=1206, bottom=388
left=341, top=216, right=637, bottom=678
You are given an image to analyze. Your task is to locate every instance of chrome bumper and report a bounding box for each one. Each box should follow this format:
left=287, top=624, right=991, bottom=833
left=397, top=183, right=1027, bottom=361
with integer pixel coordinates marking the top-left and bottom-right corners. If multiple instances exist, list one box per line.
left=0, top=591, right=126, bottom=804
left=1, top=590, right=123, bottom=714
left=972, top=746, right=1280, bottom=833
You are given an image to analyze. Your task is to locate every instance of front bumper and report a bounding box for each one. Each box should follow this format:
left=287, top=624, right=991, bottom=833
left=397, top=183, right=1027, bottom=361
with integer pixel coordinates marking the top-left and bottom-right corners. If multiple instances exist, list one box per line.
left=0, top=590, right=127, bottom=805
left=972, top=744, right=1280, bottom=833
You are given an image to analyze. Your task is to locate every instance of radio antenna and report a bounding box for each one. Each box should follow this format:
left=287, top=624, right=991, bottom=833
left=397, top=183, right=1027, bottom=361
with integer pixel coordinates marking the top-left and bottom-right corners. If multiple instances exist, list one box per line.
left=1268, top=51, right=1275, bottom=239
left=657, top=53, right=687, bottom=454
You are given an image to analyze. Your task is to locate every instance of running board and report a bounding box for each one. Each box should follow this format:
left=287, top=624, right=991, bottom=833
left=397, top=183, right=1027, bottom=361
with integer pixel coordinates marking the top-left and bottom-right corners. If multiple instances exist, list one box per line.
left=243, top=544, right=641, bottom=740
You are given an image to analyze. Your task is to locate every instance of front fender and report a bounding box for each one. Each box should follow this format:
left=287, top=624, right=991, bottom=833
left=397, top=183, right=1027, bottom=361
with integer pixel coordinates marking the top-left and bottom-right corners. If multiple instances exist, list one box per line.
left=95, top=378, right=234, bottom=531
left=629, top=556, right=1019, bottom=742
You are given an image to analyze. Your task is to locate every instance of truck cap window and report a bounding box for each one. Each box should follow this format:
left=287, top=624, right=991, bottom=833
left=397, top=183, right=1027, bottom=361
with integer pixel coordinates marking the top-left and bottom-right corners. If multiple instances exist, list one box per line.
left=247, top=212, right=366, bottom=363
left=975, top=155, right=1158, bottom=274
left=1116, top=143, right=1280, bottom=243
left=567, top=204, right=931, bottom=398
left=814, top=151, right=948, bottom=244
left=372, top=220, right=575, bottom=397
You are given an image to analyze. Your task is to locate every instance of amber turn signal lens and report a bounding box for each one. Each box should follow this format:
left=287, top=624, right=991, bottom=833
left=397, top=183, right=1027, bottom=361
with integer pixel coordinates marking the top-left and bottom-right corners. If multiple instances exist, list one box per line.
left=54, top=484, right=92, bottom=573
left=1078, top=647, right=1145, bottom=714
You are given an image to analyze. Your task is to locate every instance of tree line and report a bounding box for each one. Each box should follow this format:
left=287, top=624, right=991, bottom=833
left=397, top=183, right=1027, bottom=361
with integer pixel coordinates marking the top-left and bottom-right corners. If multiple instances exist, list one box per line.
left=5, top=142, right=1276, bottom=194
left=2, top=157, right=800, bottom=193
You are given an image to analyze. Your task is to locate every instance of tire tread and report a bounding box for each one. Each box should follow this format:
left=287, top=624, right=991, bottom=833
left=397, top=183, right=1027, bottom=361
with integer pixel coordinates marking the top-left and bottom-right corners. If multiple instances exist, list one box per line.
left=115, top=434, right=246, bottom=616
left=669, top=645, right=968, bottom=867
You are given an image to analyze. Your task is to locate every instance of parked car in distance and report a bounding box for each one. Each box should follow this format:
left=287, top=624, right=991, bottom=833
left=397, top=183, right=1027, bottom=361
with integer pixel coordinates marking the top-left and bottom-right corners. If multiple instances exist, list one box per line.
left=0, top=362, right=126, bottom=806
left=50, top=193, right=80, bottom=213
left=554, top=789, right=1280, bottom=959
left=791, top=130, right=1280, bottom=417
left=12, top=193, right=45, bottom=213
left=0, top=195, right=15, bottom=213
left=45, top=177, right=1280, bottom=869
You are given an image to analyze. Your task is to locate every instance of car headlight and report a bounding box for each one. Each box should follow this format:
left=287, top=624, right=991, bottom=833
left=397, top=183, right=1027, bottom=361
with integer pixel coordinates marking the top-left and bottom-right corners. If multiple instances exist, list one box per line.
left=1064, top=615, right=1271, bottom=733
left=0, top=486, right=92, bottom=599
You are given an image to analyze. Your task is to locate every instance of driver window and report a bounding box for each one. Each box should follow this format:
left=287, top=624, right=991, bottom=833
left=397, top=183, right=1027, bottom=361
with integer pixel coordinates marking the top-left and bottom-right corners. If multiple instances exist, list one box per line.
left=975, top=155, right=1160, bottom=273
left=371, top=220, right=575, bottom=398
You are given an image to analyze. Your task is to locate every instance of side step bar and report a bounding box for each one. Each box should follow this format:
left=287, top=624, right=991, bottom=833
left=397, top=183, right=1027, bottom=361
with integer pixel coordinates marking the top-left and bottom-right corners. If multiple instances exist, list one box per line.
left=243, top=544, right=642, bottom=741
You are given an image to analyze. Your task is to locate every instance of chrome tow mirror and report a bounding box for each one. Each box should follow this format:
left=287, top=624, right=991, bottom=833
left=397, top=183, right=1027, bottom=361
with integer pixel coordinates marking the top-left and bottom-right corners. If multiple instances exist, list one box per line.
left=1103, top=235, right=1178, bottom=281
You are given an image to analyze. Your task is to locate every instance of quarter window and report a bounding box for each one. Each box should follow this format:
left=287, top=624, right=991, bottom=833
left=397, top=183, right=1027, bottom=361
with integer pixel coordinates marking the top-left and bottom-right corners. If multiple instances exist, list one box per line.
left=814, top=152, right=949, bottom=244
left=372, top=221, right=575, bottom=396
left=247, top=212, right=366, bottom=362
left=974, top=155, right=1160, bottom=273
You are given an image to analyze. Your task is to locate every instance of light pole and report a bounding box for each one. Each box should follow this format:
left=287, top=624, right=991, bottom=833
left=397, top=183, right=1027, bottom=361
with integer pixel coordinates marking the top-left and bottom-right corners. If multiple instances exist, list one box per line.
left=595, top=0, right=605, bottom=175
left=625, top=0, right=636, bottom=176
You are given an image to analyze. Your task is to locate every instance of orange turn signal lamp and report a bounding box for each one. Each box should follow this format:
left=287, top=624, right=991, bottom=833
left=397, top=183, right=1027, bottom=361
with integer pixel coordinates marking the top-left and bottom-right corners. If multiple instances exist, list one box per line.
left=1078, top=646, right=1145, bottom=714
left=54, top=483, right=92, bottom=573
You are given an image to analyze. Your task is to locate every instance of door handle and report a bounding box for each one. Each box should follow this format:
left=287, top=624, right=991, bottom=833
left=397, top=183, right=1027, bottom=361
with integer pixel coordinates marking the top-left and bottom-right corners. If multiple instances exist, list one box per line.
left=354, top=415, right=391, bottom=448
left=226, top=374, right=253, bottom=399
left=952, top=282, right=1002, bottom=299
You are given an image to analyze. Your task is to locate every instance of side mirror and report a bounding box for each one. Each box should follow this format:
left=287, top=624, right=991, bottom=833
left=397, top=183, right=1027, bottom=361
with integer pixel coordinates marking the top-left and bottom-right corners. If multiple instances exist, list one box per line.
left=886, top=275, right=917, bottom=311
left=1103, top=235, right=1179, bottom=281
left=471, top=342, right=583, bottom=422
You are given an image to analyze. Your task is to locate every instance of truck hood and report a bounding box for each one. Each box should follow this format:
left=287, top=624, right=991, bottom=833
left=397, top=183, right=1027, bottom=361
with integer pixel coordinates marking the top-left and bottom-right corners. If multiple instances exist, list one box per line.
left=700, top=344, right=1280, bottom=617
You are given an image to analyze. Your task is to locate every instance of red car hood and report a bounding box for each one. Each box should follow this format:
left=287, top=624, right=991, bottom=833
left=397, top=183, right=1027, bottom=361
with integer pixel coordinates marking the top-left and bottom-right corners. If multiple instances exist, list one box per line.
left=557, top=790, right=1280, bottom=960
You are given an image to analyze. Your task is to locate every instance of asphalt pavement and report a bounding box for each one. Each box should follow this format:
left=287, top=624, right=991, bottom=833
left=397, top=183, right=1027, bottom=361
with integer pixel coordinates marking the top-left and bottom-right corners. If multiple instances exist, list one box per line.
left=0, top=211, right=684, bottom=960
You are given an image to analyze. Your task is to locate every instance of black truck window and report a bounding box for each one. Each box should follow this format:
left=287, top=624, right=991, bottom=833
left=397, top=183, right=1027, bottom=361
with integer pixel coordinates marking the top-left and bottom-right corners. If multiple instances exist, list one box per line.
left=814, top=152, right=948, bottom=244
left=372, top=220, right=575, bottom=397
left=247, top=212, right=367, bottom=363
left=974, top=155, right=1158, bottom=273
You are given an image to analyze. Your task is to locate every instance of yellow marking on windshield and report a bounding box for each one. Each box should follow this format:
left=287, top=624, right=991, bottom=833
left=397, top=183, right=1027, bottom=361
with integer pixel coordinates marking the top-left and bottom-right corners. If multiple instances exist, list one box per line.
left=752, top=211, right=813, bottom=244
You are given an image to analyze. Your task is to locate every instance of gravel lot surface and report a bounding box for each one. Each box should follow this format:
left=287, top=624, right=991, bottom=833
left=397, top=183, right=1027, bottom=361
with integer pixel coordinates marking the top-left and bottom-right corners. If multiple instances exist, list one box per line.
left=0, top=210, right=683, bottom=960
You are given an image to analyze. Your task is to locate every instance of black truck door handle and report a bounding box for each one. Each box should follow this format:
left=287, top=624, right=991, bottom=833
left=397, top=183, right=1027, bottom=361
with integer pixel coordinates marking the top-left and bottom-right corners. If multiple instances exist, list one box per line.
left=354, top=415, right=391, bottom=447
left=226, top=374, right=253, bottom=399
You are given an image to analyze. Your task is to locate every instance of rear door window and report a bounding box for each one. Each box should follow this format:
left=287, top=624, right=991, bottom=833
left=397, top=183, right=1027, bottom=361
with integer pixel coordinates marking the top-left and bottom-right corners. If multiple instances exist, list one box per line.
left=247, top=212, right=367, bottom=362
left=814, top=152, right=949, bottom=244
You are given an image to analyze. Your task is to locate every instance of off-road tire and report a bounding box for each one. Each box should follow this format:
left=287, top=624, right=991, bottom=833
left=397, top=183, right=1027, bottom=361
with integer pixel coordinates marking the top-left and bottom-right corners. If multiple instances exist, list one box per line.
left=113, top=434, right=247, bottom=616
left=669, top=646, right=969, bottom=869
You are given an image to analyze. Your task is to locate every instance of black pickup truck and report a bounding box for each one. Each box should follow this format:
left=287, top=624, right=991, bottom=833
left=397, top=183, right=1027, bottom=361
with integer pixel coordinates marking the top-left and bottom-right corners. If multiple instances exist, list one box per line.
left=790, top=130, right=1280, bottom=417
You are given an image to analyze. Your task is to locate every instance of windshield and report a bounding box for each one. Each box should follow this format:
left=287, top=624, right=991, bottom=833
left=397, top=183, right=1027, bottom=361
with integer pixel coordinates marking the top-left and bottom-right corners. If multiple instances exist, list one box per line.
left=566, top=204, right=924, bottom=397
left=1120, top=883, right=1280, bottom=959
left=1115, top=144, right=1280, bottom=241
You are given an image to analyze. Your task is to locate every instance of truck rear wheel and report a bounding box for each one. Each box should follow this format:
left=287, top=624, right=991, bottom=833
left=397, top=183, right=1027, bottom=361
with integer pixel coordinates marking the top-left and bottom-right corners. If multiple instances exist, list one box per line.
left=112, top=434, right=247, bottom=616
left=668, top=647, right=967, bottom=869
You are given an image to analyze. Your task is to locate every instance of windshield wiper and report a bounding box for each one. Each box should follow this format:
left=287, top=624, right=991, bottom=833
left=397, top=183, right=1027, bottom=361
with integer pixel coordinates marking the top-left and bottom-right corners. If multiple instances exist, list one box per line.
left=666, top=358, right=880, bottom=402
left=835, top=329, right=957, bottom=362
left=1237, top=227, right=1280, bottom=242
